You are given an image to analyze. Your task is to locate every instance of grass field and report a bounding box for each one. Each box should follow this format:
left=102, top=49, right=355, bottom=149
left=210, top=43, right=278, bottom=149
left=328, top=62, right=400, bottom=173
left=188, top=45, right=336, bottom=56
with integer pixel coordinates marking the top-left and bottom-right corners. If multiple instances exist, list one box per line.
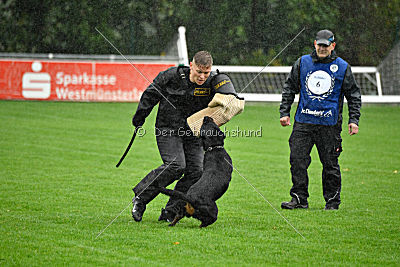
left=1, top=100, right=399, bottom=266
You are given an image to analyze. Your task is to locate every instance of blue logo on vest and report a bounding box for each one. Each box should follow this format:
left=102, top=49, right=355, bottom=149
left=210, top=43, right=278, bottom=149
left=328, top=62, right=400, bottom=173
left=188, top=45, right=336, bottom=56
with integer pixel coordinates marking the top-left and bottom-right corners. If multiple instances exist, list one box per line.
left=295, top=55, right=348, bottom=126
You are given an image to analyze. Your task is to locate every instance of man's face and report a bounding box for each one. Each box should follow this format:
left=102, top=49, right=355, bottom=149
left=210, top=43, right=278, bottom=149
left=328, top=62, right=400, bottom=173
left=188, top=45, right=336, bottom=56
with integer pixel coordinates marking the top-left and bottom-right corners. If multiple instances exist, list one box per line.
left=314, top=40, right=336, bottom=58
left=189, top=61, right=212, bottom=85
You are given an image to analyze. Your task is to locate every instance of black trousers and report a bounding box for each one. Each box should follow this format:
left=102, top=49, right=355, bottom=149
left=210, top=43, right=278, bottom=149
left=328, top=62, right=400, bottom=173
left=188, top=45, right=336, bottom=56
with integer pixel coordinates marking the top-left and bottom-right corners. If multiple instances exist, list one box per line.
left=288, top=122, right=342, bottom=205
left=132, top=127, right=203, bottom=209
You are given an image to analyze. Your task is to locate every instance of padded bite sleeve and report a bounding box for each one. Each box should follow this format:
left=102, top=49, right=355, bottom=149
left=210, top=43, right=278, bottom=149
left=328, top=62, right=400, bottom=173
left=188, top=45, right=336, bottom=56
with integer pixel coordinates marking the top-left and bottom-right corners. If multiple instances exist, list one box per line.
left=187, top=93, right=245, bottom=136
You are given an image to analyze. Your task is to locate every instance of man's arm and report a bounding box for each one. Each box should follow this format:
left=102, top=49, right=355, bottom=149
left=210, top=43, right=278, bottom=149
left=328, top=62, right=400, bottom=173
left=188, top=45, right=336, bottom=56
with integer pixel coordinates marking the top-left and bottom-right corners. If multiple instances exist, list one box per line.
left=342, top=65, right=362, bottom=135
left=131, top=71, right=167, bottom=127
left=279, top=58, right=301, bottom=126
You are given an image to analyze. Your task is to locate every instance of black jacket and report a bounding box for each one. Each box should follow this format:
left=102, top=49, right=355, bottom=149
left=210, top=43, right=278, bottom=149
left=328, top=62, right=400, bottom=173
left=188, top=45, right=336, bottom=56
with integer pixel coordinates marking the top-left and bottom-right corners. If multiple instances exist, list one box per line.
left=279, top=50, right=361, bottom=126
left=132, top=66, right=217, bottom=130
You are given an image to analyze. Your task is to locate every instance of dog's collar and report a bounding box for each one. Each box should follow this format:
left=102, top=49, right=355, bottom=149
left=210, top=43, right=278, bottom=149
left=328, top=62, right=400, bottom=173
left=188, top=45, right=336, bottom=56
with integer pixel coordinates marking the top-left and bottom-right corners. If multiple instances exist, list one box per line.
left=205, top=145, right=224, bottom=152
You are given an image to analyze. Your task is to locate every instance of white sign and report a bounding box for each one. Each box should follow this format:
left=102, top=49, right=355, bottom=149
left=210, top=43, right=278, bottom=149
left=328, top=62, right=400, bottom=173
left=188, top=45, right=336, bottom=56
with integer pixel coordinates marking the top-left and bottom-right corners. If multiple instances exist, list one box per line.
left=306, top=70, right=332, bottom=95
left=22, top=61, right=51, bottom=99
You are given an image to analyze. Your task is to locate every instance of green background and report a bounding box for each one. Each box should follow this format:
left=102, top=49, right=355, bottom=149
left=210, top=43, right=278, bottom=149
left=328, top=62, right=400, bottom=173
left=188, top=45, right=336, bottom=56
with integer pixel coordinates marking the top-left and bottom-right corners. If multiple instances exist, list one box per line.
left=1, top=101, right=399, bottom=265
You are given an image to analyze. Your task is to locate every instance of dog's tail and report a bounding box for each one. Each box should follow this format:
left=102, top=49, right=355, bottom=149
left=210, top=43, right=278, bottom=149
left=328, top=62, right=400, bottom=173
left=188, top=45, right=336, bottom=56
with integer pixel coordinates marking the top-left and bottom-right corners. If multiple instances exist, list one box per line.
left=158, top=187, right=193, bottom=204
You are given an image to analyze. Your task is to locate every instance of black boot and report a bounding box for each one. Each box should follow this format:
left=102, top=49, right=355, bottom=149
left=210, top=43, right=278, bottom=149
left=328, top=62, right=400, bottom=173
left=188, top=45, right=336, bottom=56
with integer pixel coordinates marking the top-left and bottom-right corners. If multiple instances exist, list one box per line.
left=132, top=196, right=146, bottom=222
left=324, top=203, right=339, bottom=210
left=281, top=197, right=308, bottom=209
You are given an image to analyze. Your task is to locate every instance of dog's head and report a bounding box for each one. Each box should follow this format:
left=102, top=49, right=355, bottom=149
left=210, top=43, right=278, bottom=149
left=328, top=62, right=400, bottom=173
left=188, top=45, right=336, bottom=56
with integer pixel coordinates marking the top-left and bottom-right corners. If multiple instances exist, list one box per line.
left=199, top=116, right=225, bottom=150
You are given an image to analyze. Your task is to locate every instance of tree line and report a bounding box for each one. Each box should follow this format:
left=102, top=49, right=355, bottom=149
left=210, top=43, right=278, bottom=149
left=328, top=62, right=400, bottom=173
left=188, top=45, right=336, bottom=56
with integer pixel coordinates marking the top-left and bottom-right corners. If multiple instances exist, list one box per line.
left=1, top=0, right=399, bottom=66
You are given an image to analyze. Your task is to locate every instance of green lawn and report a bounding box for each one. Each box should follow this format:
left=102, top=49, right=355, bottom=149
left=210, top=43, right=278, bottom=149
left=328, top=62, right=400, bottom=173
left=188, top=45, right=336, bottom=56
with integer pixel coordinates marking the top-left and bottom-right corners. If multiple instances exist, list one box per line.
left=1, top=100, right=399, bottom=266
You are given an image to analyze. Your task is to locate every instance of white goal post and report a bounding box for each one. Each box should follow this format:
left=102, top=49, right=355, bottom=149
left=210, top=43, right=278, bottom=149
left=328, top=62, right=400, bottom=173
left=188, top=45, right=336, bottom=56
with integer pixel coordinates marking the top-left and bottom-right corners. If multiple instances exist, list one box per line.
left=212, top=65, right=400, bottom=103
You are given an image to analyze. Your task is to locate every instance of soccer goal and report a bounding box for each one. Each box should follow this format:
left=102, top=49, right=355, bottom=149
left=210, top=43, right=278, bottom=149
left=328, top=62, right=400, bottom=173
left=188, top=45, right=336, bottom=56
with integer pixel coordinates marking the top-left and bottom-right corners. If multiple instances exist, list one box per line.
left=212, top=65, right=400, bottom=103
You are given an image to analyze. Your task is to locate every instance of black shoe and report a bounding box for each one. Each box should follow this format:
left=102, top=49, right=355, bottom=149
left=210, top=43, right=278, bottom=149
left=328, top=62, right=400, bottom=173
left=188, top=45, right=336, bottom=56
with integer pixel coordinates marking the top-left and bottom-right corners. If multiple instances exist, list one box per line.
left=132, top=197, right=146, bottom=222
left=325, top=203, right=339, bottom=210
left=281, top=197, right=308, bottom=209
left=158, top=208, right=176, bottom=222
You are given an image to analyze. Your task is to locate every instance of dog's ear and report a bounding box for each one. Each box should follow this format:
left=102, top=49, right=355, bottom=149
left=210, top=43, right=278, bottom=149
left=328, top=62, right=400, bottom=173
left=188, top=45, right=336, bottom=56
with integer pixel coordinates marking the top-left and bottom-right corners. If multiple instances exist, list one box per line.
left=200, top=116, right=212, bottom=139
left=203, top=116, right=213, bottom=124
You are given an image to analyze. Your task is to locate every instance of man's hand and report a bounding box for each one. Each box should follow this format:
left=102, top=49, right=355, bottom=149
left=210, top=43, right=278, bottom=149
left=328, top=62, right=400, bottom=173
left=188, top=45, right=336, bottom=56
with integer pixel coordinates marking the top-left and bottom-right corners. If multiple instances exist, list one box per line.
left=132, top=116, right=144, bottom=128
left=348, top=123, right=359, bottom=135
left=280, top=116, right=291, bottom=127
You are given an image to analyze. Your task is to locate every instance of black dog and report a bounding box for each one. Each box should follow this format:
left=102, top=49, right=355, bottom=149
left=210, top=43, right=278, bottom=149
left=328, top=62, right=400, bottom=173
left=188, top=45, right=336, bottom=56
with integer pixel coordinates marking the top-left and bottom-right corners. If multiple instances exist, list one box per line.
left=159, top=116, right=233, bottom=227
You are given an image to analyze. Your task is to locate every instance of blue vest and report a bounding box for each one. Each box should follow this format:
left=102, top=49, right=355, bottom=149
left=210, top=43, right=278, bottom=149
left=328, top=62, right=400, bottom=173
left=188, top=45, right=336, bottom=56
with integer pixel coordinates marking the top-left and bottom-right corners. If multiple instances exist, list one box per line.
left=295, top=55, right=348, bottom=125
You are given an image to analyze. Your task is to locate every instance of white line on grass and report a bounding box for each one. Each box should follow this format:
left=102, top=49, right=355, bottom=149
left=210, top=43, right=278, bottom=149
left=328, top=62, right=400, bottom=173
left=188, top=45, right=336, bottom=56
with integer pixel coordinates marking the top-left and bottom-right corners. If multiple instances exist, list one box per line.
left=224, top=158, right=306, bottom=239
left=95, top=201, right=131, bottom=239
left=95, top=157, right=178, bottom=239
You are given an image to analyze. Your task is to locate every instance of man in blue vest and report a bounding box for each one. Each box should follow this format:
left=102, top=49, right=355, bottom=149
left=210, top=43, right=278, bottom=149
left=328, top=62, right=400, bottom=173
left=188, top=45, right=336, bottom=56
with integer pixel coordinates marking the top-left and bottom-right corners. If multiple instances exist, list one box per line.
left=279, top=29, right=361, bottom=210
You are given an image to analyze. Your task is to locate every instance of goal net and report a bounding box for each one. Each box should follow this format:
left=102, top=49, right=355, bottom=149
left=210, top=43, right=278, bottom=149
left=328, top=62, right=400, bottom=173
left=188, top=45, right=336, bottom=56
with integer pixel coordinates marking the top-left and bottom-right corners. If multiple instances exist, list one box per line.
left=212, top=65, right=400, bottom=103
left=378, top=40, right=400, bottom=95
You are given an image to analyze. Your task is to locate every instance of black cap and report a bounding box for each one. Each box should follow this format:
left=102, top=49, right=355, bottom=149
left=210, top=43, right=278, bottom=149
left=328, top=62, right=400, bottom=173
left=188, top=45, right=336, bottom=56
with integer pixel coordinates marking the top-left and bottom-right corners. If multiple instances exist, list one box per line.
left=316, top=30, right=335, bottom=46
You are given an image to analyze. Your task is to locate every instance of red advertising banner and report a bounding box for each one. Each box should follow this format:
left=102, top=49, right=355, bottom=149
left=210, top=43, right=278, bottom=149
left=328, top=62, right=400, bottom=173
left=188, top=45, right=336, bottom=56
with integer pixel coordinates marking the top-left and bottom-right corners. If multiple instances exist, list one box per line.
left=0, top=59, right=175, bottom=102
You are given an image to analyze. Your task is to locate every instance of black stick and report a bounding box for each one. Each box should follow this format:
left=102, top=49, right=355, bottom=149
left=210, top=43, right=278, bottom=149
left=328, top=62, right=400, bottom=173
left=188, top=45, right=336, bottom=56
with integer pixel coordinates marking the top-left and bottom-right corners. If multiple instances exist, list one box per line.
left=116, top=127, right=139, bottom=168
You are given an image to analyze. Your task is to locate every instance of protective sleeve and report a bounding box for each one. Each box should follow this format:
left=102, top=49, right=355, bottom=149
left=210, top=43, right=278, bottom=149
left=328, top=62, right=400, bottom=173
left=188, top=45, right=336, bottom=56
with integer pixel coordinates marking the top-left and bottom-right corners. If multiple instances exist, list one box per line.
left=342, top=65, right=362, bottom=125
left=279, top=58, right=301, bottom=118
left=187, top=93, right=245, bottom=136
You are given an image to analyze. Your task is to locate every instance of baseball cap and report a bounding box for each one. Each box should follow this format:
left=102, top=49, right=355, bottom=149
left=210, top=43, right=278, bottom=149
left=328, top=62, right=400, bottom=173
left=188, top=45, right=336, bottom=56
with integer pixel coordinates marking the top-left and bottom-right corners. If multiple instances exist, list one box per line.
left=316, top=30, right=335, bottom=46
